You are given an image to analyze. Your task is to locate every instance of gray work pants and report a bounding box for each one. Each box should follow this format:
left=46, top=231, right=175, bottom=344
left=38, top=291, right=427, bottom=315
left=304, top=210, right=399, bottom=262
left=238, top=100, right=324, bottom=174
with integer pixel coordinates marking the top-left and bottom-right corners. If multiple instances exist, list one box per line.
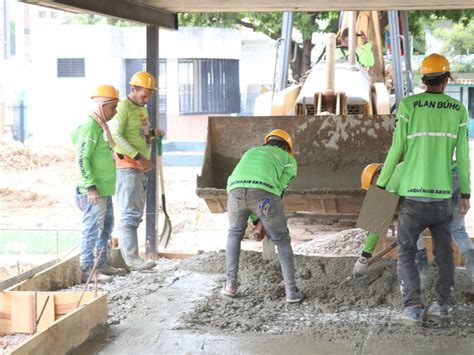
left=226, top=188, right=297, bottom=292
left=397, top=198, right=453, bottom=307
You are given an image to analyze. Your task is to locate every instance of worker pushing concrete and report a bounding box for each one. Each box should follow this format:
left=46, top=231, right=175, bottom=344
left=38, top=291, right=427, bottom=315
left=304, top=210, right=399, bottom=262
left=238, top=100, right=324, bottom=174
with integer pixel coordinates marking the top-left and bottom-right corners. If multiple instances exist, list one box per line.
left=109, top=71, right=165, bottom=271
left=222, top=129, right=303, bottom=303
left=376, top=54, right=471, bottom=325
left=72, top=85, right=126, bottom=282
left=354, top=162, right=474, bottom=284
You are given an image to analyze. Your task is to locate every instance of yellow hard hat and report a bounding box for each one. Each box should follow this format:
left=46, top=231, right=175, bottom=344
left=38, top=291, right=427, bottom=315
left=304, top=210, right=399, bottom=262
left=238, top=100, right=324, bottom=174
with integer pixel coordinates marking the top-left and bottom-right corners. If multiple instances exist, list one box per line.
left=264, top=129, right=294, bottom=156
left=91, top=85, right=119, bottom=100
left=361, top=163, right=383, bottom=190
left=129, top=71, right=157, bottom=90
left=420, top=54, right=450, bottom=75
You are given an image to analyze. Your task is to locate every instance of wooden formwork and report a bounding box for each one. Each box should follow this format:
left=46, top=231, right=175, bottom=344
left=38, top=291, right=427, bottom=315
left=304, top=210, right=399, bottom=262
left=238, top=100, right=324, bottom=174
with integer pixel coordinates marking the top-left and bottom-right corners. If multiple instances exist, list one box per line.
left=374, top=235, right=474, bottom=266
left=0, top=253, right=108, bottom=354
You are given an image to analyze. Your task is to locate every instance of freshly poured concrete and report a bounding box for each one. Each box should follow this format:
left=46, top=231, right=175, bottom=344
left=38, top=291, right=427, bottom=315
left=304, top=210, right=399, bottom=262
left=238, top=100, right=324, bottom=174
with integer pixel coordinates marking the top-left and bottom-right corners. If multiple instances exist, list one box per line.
left=73, top=251, right=474, bottom=354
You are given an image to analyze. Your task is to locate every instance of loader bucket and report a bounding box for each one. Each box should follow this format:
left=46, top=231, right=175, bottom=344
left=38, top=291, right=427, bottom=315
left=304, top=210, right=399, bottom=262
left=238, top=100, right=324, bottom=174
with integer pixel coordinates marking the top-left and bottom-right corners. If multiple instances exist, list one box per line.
left=197, top=115, right=395, bottom=218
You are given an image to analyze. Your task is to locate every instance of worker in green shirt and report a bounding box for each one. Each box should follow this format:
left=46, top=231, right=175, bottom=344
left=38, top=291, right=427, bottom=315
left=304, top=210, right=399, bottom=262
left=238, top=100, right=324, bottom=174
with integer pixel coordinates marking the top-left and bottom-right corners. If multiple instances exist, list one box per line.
left=109, top=71, right=165, bottom=271
left=72, top=85, right=126, bottom=282
left=354, top=162, right=474, bottom=285
left=222, top=129, right=303, bottom=303
left=377, top=54, right=470, bottom=326
left=336, top=28, right=374, bottom=68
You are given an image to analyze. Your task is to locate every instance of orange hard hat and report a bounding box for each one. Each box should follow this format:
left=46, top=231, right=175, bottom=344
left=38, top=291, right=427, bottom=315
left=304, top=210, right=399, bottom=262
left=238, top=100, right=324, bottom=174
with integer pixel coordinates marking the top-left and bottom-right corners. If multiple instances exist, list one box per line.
left=91, top=85, right=119, bottom=100
left=264, top=129, right=294, bottom=156
left=129, top=71, right=157, bottom=90
left=361, top=163, right=383, bottom=190
left=420, top=53, right=450, bottom=75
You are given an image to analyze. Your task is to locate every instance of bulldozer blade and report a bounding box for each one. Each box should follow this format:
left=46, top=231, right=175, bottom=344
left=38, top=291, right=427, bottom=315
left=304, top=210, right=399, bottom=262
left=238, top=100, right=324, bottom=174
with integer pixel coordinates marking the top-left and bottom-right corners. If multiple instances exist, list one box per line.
left=159, top=216, right=172, bottom=249
left=197, top=115, right=395, bottom=215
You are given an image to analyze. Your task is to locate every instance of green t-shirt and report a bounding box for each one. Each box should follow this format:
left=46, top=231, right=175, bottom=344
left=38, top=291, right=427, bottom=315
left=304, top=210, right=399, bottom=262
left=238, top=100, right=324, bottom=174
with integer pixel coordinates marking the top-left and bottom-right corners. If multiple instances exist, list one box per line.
left=71, top=117, right=116, bottom=196
left=227, top=146, right=297, bottom=197
left=335, top=43, right=374, bottom=68
left=377, top=92, right=470, bottom=199
left=109, top=98, right=152, bottom=159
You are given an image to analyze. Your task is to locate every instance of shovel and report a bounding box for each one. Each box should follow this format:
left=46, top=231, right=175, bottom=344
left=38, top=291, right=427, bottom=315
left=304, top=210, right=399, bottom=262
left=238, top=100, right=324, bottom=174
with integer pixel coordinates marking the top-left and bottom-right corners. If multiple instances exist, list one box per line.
left=157, top=136, right=172, bottom=249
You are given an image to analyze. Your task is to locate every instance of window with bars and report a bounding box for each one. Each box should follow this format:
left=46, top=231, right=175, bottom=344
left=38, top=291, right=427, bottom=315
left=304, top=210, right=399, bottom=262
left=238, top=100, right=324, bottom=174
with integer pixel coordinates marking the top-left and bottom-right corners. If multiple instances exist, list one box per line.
left=57, top=58, right=85, bottom=78
left=178, top=59, right=240, bottom=115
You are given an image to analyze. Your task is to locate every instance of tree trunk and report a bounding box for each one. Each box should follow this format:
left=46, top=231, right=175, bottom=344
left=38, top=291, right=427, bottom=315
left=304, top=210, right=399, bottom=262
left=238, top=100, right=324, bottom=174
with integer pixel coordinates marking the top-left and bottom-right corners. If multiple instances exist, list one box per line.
left=290, top=39, right=314, bottom=82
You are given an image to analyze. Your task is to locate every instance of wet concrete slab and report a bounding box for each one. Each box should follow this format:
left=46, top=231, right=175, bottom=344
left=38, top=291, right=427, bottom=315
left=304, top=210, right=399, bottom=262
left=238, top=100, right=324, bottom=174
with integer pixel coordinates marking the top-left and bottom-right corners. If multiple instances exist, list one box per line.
left=73, top=257, right=474, bottom=355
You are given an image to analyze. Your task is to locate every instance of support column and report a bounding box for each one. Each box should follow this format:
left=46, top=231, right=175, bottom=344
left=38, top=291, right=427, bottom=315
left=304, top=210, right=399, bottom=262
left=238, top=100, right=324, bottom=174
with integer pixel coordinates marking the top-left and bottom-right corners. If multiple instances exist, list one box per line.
left=400, top=11, right=414, bottom=95
left=388, top=10, right=404, bottom=110
left=145, top=25, right=159, bottom=255
left=276, top=12, right=293, bottom=93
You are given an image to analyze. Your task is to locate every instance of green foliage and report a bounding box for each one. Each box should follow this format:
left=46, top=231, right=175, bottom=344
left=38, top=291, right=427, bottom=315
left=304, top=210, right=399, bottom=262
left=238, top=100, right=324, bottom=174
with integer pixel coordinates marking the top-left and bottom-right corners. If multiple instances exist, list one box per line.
left=432, top=22, right=474, bottom=56
left=407, top=10, right=473, bottom=55
left=63, top=13, right=138, bottom=27
left=178, top=12, right=338, bottom=41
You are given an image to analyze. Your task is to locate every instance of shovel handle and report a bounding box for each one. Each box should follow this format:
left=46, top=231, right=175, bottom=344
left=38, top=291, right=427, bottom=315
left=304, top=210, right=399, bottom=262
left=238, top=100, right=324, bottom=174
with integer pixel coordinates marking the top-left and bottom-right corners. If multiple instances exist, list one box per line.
left=156, top=137, right=165, bottom=193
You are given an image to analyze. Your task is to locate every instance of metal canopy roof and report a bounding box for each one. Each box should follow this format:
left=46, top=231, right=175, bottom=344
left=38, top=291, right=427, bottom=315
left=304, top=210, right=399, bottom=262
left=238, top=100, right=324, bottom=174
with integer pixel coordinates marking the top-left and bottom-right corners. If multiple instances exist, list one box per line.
left=22, top=0, right=474, bottom=28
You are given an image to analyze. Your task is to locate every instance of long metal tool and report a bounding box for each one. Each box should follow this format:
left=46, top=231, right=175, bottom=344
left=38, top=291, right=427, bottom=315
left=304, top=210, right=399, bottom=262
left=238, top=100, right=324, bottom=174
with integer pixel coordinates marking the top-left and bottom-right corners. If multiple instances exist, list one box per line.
left=157, top=136, right=172, bottom=249
left=344, top=240, right=398, bottom=282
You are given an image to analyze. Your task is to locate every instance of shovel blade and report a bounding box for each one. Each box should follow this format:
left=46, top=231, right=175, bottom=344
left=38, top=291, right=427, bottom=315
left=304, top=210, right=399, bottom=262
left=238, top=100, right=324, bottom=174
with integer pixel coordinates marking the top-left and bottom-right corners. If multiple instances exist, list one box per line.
left=159, top=217, right=172, bottom=249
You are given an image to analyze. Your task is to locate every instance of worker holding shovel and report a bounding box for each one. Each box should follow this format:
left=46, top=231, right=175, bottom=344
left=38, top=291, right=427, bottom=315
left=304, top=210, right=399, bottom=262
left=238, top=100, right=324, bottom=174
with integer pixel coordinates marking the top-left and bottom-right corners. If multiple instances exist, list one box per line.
left=109, top=71, right=165, bottom=271
left=222, top=129, right=303, bottom=303
left=354, top=162, right=474, bottom=284
left=72, top=85, right=126, bottom=282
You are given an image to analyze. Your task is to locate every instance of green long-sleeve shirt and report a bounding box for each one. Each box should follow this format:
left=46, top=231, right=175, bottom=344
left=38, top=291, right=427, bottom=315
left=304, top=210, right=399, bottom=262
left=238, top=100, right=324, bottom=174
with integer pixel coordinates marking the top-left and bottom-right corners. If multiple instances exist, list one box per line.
left=227, top=146, right=297, bottom=197
left=109, top=98, right=152, bottom=160
left=377, top=92, right=470, bottom=199
left=335, top=43, right=374, bottom=68
left=71, top=117, right=116, bottom=196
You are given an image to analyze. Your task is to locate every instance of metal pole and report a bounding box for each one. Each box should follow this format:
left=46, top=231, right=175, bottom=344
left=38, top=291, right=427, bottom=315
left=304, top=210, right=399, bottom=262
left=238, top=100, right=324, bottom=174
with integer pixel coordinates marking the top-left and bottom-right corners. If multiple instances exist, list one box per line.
left=276, top=12, right=293, bottom=92
left=388, top=11, right=404, bottom=110
left=145, top=25, right=159, bottom=255
left=348, top=11, right=357, bottom=68
left=400, top=11, right=414, bottom=95
left=19, top=100, right=25, bottom=143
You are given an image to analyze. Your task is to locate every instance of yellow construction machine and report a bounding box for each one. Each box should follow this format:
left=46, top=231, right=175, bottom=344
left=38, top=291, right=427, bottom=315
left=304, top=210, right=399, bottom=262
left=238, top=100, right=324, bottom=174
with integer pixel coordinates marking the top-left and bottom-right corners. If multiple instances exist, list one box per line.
left=197, top=11, right=395, bottom=223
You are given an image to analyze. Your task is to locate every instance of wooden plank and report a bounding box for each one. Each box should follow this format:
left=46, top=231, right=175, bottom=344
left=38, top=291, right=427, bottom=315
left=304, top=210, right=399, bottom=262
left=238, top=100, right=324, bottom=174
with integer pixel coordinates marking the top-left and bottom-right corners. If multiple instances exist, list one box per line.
left=36, top=293, right=55, bottom=333
left=11, top=292, right=36, bottom=334
left=11, top=293, right=108, bottom=355
left=0, top=260, right=58, bottom=291
left=356, top=186, right=399, bottom=238
left=8, top=253, right=81, bottom=292
left=0, top=292, right=12, bottom=334
left=53, top=292, right=96, bottom=317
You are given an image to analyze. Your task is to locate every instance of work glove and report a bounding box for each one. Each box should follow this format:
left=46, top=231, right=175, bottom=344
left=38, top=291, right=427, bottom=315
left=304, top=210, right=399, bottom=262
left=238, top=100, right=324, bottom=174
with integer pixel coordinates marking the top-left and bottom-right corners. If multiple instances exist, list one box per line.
left=352, top=256, right=370, bottom=276
left=87, top=189, right=100, bottom=205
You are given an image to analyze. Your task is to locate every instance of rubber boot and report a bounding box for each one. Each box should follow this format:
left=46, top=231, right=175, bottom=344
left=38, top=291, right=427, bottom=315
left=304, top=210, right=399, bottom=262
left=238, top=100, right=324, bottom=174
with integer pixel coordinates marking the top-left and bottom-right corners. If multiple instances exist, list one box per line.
left=462, top=249, right=474, bottom=282
left=415, top=248, right=429, bottom=290
left=120, top=226, right=156, bottom=271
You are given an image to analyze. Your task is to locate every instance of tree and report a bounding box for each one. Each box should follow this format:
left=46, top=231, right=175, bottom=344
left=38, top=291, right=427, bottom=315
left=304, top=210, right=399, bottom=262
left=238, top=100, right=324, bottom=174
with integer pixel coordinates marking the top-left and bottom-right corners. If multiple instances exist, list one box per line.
left=62, top=13, right=137, bottom=27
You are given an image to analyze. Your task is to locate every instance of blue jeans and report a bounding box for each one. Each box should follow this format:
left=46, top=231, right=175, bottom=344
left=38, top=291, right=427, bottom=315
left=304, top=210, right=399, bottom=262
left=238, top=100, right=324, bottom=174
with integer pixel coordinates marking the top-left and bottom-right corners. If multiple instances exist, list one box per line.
left=75, top=193, right=114, bottom=272
left=116, top=168, right=147, bottom=228
left=450, top=174, right=473, bottom=254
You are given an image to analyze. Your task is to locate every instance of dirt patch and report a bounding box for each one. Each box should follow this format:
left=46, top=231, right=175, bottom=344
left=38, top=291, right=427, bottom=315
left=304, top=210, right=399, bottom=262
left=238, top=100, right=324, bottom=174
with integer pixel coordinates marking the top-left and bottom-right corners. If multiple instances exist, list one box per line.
left=0, top=188, right=57, bottom=209
left=0, top=142, right=73, bottom=171
left=179, top=251, right=474, bottom=341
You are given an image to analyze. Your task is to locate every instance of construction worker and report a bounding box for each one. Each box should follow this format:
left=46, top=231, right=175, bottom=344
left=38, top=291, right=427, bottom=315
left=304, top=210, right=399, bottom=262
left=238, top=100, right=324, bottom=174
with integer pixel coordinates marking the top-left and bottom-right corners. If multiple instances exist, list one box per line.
left=109, top=71, right=165, bottom=271
left=222, top=129, right=303, bottom=303
left=336, top=28, right=374, bottom=68
left=376, top=54, right=470, bottom=326
left=354, top=163, right=474, bottom=284
left=72, top=85, right=126, bottom=282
